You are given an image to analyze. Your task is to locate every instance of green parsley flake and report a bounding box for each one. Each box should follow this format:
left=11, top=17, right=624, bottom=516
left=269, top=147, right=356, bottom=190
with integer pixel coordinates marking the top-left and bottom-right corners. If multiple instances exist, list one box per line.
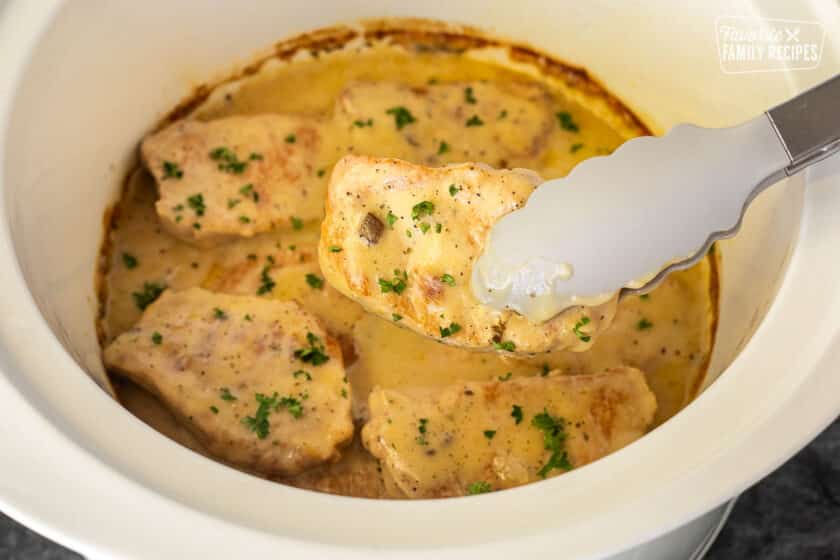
left=227, top=198, right=241, bottom=209
left=435, top=223, right=442, bottom=233
left=392, top=313, right=403, bottom=322
left=132, top=282, right=165, bottom=311
left=162, top=160, right=183, bottom=180
left=511, top=404, right=523, bottom=424
left=293, top=370, right=312, bottom=381
left=187, top=193, right=205, bottom=217
left=378, top=269, right=408, bottom=294
left=541, top=363, right=550, bottom=377
left=284, top=133, right=296, bottom=143
left=467, top=481, right=492, bottom=495
left=498, top=109, right=508, bottom=120
left=439, top=322, right=462, bottom=338
left=213, top=307, right=227, bottom=320
left=249, top=152, right=263, bottom=161
left=531, top=409, right=573, bottom=477
left=465, top=115, right=484, bottom=127
left=151, top=331, right=163, bottom=345
left=637, top=318, right=653, bottom=330
left=411, top=201, right=434, bottom=220
left=210, top=405, right=219, bottom=414
left=438, top=141, right=450, bottom=155
left=386, top=210, right=398, bottom=227
left=498, top=372, right=512, bottom=381
left=220, top=388, right=237, bottom=401
left=353, top=118, right=373, bottom=128
left=294, top=332, right=330, bottom=365
left=385, top=106, right=416, bottom=130
left=483, top=430, right=496, bottom=440
left=440, top=273, right=455, bottom=286
left=238, top=215, right=251, bottom=223
left=257, top=265, right=276, bottom=295
left=493, top=340, right=516, bottom=352
left=464, top=86, right=477, bottom=104
left=305, top=273, right=324, bottom=290
left=449, top=184, right=461, bottom=196
left=122, top=252, right=139, bottom=269
left=209, top=146, right=248, bottom=174
left=570, top=143, right=584, bottom=153
left=279, top=396, right=303, bottom=418
left=290, top=216, right=304, bottom=230
left=242, top=392, right=277, bottom=439
left=573, top=316, right=591, bottom=342
left=556, top=111, right=580, bottom=132
left=328, top=246, right=343, bottom=253
left=416, top=418, right=429, bottom=445
left=639, top=294, right=650, bottom=301
left=239, top=184, right=259, bottom=202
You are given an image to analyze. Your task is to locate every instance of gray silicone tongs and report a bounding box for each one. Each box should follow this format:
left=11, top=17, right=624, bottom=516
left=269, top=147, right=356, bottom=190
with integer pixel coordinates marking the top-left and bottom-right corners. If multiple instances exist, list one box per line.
left=472, top=74, right=840, bottom=322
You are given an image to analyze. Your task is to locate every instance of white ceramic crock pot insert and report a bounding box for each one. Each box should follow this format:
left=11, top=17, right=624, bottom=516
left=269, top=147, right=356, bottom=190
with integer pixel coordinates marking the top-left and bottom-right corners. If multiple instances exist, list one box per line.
left=0, top=1, right=838, bottom=558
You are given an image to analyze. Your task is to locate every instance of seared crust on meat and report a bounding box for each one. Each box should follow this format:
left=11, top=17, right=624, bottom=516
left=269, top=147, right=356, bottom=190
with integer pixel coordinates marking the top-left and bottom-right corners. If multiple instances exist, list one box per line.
left=141, top=115, right=324, bottom=247
left=103, top=287, right=353, bottom=476
left=362, top=367, right=656, bottom=498
left=318, top=155, right=616, bottom=354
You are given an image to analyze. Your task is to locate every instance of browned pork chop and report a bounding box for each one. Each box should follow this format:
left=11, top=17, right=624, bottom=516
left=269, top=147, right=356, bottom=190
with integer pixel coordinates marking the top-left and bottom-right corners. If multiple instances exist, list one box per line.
left=141, top=115, right=324, bottom=247
left=103, top=287, right=353, bottom=476
left=318, top=155, right=617, bottom=354
left=362, top=367, right=656, bottom=498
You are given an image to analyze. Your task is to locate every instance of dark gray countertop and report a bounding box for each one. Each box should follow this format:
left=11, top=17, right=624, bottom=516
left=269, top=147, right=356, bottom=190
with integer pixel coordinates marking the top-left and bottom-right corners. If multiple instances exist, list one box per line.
left=2, top=418, right=838, bottom=559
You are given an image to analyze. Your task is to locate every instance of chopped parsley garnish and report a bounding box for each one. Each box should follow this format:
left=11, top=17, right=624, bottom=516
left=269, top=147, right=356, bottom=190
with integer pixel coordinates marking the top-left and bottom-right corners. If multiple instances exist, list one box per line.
left=464, top=86, right=477, bottom=104
left=386, top=210, right=398, bottom=228
left=411, top=201, right=435, bottom=220
left=317, top=168, right=326, bottom=178
left=161, top=160, right=183, bottom=180
left=573, top=316, right=591, bottom=342
left=439, top=323, right=462, bottom=338
left=341, top=388, right=348, bottom=399
left=290, top=216, right=304, bottom=230
left=278, top=396, right=303, bottom=418
left=220, top=388, right=237, bottom=401
left=498, top=372, right=512, bottom=381
left=244, top=314, right=253, bottom=321
left=187, top=193, right=205, bottom=217
left=637, top=318, right=653, bottom=330
left=440, top=273, right=455, bottom=286
left=483, top=430, right=496, bottom=440
left=392, top=313, right=403, bottom=322
left=465, top=115, right=484, bottom=127
left=498, top=109, right=508, bottom=120
left=227, top=198, right=241, bottom=209
left=151, top=331, right=163, bottom=345
left=305, top=273, right=324, bottom=290
left=541, top=363, right=550, bottom=377
left=257, top=265, right=276, bottom=295
left=511, top=404, right=523, bottom=424
left=242, top=392, right=278, bottom=439
left=284, top=133, right=296, bottom=144
left=238, top=215, right=251, bottom=223
left=213, top=307, right=227, bottom=320
left=353, top=118, right=373, bottom=128
left=239, top=184, right=259, bottom=202
left=293, top=370, right=312, bottom=381
left=556, top=111, right=580, bottom=132
left=328, top=245, right=343, bottom=253
left=570, top=143, right=584, bottom=153
left=435, top=223, right=442, bottom=233
left=132, top=282, right=165, bottom=311
left=210, top=405, right=219, bottom=414
left=415, top=418, right=429, bottom=445
left=378, top=270, right=408, bottom=295
left=122, top=252, right=139, bottom=269
left=639, top=294, right=650, bottom=301
left=294, top=332, right=330, bottom=365
left=449, top=184, right=461, bottom=196
left=249, top=152, right=263, bottom=161
left=385, top=106, right=416, bottom=130
left=493, top=340, right=516, bottom=352
left=192, top=222, right=201, bottom=230
left=209, top=146, right=248, bottom=174
left=419, top=222, right=431, bottom=234
left=438, top=141, right=450, bottom=155
left=467, top=481, right=492, bottom=495
left=531, top=409, right=572, bottom=477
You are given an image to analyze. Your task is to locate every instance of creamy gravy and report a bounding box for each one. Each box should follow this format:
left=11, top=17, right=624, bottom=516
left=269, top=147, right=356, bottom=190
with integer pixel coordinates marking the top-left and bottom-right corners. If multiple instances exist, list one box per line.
left=101, top=36, right=717, bottom=498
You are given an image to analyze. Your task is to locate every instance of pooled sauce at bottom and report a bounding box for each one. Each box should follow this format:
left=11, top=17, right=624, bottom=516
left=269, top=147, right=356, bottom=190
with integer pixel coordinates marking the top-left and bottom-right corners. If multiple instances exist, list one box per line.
left=102, top=37, right=717, bottom=498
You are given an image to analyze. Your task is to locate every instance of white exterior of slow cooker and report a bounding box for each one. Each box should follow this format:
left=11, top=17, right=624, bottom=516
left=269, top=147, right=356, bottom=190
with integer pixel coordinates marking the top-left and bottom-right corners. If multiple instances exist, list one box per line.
left=0, top=1, right=838, bottom=558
